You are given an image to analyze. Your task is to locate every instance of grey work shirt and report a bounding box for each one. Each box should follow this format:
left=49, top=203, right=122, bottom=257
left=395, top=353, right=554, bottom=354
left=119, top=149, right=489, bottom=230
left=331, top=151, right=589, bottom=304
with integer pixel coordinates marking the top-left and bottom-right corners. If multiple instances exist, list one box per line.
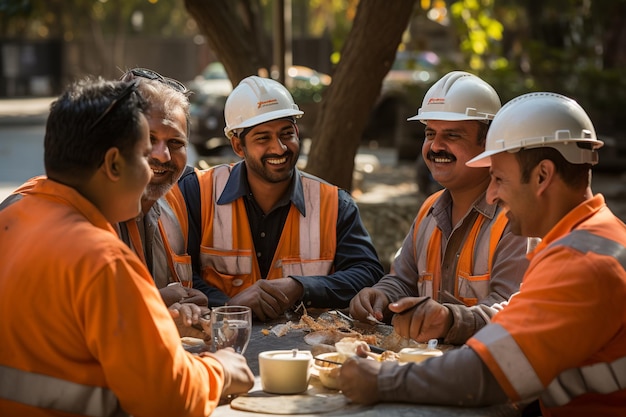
left=373, top=189, right=532, bottom=344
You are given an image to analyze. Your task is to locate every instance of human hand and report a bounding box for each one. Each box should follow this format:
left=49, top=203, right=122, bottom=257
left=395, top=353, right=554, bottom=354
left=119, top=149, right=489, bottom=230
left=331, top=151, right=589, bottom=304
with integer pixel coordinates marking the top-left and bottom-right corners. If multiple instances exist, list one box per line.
left=201, top=348, right=254, bottom=398
left=338, top=355, right=382, bottom=405
left=180, top=287, right=209, bottom=307
left=160, top=283, right=208, bottom=307
left=388, top=297, right=452, bottom=342
left=349, top=288, right=390, bottom=324
left=169, top=302, right=211, bottom=341
left=228, top=278, right=302, bottom=321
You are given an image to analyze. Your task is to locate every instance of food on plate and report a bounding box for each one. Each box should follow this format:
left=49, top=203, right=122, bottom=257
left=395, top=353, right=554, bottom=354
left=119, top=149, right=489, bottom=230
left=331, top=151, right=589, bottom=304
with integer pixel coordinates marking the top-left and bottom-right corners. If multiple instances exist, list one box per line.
left=304, top=329, right=369, bottom=346
left=397, top=339, right=443, bottom=363
left=313, top=352, right=343, bottom=390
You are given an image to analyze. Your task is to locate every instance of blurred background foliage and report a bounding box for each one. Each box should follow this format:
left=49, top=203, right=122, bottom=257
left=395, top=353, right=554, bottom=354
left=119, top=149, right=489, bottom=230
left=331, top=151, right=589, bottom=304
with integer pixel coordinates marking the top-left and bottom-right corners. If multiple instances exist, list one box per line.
left=1, top=0, right=625, bottom=138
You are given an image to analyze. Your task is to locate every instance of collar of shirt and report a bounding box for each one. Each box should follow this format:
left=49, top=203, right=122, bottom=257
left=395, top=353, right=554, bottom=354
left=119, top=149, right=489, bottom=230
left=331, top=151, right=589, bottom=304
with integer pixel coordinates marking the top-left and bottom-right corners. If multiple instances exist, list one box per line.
left=216, top=161, right=307, bottom=216
left=430, top=188, right=498, bottom=236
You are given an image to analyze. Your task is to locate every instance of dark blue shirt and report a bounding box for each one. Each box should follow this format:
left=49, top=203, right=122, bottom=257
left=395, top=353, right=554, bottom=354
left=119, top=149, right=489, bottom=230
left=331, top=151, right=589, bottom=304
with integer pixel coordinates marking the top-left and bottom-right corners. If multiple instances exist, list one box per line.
left=178, top=161, right=384, bottom=308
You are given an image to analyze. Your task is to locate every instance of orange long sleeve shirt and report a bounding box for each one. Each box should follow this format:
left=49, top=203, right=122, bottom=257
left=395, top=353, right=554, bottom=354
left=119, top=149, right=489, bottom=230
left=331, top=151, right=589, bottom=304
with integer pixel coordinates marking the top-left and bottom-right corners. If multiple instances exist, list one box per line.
left=0, top=179, right=225, bottom=417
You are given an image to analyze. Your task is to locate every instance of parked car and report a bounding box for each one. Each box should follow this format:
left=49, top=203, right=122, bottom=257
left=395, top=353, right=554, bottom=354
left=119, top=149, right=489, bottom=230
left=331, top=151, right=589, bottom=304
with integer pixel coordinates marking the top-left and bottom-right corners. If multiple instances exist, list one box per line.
left=187, top=52, right=440, bottom=160
left=187, top=63, right=330, bottom=156
left=186, top=63, right=233, bottom=156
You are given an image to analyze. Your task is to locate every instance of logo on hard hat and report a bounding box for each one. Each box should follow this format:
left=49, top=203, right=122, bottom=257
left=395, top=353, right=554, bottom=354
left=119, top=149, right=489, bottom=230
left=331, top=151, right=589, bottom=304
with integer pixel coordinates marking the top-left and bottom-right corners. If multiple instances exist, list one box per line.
left=427, top=98, right=445, bottom=105
left=258, top=99, right=279, bottom=109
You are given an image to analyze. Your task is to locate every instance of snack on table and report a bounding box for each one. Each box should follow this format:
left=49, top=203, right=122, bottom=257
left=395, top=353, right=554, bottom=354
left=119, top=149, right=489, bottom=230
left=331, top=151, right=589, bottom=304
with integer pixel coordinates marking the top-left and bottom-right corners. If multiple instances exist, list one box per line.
left=397, top=339, right=443, bottom=363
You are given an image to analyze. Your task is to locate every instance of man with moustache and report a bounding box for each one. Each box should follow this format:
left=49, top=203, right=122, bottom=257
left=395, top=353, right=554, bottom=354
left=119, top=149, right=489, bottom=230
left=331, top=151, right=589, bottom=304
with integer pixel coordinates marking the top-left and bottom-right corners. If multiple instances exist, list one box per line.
left=349, top=71, right=532, bottom=345
left=340, top=92, right=625, bottom=416
left=178, top=75, right=384, bottom=320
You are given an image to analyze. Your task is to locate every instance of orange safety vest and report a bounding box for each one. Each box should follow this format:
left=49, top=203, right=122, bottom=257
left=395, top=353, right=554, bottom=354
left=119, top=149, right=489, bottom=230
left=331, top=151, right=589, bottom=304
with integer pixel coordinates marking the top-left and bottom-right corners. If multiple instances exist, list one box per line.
left=122, top=184, right=192, bottom=288
left=196, top=164, right=338, bottom=297
left=413, top=190, right=509, bottom=306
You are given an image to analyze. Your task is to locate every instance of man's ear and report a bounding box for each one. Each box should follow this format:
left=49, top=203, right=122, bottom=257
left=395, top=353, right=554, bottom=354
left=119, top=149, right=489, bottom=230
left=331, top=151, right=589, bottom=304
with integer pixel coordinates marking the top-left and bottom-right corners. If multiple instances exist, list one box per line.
left=230, top=135, right=245, bottom=158
left=535, top=159, right=555, bottom=195
left=101, top=147, right=123, bottom=181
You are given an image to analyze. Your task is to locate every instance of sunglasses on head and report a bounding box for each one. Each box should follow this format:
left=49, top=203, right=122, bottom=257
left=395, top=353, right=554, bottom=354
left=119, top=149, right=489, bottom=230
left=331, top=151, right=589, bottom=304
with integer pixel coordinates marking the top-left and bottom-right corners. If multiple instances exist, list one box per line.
left=89, top=79, right=140, bottom=132
left=123, top=67, right=190, bottom=96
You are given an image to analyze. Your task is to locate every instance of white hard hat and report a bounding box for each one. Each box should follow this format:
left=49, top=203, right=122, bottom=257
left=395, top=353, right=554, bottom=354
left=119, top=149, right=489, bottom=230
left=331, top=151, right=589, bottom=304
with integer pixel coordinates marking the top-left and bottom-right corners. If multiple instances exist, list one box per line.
left=467, top=92, right=604, bottom=167
left=408, top=71, right=501, bottom=124
left=224, top=75, right=303, bottom=138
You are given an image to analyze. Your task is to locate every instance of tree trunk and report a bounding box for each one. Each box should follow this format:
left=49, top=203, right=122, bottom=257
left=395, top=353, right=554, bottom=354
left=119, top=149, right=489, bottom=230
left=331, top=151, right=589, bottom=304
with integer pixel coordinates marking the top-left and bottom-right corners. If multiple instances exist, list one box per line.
left=184, top=0, right=417, bottom=190
left=184, top=0, right=270, bottom=83
left=305, top=0, right=416, bottom=190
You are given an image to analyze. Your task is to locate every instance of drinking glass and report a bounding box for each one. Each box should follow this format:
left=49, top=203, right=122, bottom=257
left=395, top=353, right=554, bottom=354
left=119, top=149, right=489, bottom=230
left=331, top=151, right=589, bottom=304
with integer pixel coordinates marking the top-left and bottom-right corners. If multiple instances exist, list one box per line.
left=211, top=305, right=252, bottom=354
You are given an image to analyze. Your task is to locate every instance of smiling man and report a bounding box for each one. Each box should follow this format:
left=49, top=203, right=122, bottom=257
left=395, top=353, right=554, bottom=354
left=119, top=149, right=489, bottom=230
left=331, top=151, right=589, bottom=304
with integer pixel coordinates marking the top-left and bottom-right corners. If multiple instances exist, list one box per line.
left=0, top=77, right=254, bottom=417
left=350, top=71, right=532, bottom=345
left=178, top=75, right=384, bottom=320
left=339, top=92, right=626, bottom=417
left=112, top=69, right=211, bottom=337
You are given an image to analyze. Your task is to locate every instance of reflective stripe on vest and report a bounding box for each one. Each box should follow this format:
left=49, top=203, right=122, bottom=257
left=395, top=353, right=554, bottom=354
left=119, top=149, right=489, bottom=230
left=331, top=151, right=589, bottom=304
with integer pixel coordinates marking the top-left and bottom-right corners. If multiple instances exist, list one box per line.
left=473, top=323, right=544, bottom=399
left=0, top=193, right=22, bottom=211
left=209, top=165, right=327, bottom=272
left=474, top=230, right=626, bottom=405
left=542, top=356, right=626, bottom=407
left=541, top=229, right=626, bottom=407
left=125, top=198, right=192, bottom=287
left=156, top=197, right=192, bottom=286
left=413, top=190, right=508, bottom=305
left=0, top=364, right=128, bottom=417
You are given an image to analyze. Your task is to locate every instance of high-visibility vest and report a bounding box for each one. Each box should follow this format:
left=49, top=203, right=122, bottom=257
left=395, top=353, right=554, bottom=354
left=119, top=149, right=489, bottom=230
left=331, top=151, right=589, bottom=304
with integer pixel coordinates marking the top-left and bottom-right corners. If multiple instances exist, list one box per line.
left=470, top=230, right=626, bottom=413
left=196, top=164, right=338, bottom=297
left=121, top=186, right=192, bottom=287
left=413, top=190, right=509, bottom=305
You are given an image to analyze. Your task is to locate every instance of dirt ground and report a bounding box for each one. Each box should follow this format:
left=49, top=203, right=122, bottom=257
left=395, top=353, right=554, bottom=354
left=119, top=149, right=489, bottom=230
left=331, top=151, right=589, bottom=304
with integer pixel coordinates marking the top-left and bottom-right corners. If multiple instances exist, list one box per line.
left=355, top=162, right=626, bottom=224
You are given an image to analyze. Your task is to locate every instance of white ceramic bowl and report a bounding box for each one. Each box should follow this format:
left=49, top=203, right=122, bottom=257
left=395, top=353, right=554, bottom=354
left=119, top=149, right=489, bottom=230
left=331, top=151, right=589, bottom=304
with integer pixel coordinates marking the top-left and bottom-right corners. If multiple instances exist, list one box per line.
left=258, top=349, right=313, bottom=394
left=313, top=352, right=344, bottom=390
left=397, top=347, right=443, bottom=363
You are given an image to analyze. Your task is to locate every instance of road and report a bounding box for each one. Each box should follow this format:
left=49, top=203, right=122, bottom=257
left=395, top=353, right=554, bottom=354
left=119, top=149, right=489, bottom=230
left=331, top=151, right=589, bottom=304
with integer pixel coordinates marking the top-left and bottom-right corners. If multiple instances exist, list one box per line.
left=0, top=115, right=198, bottom=201
left=0, top=97, right=625, bottom=223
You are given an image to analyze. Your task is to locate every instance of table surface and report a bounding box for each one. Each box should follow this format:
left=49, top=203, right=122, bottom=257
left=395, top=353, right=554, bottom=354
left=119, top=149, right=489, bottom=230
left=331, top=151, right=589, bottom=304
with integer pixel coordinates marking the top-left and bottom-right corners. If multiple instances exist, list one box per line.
left=209, top=314, right=523, bottom=417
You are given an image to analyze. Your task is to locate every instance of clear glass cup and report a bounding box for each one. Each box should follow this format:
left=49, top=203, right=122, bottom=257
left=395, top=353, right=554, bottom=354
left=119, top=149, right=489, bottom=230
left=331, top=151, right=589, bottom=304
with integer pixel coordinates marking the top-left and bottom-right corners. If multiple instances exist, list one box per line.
left=211, top=305, right=252, bottom=354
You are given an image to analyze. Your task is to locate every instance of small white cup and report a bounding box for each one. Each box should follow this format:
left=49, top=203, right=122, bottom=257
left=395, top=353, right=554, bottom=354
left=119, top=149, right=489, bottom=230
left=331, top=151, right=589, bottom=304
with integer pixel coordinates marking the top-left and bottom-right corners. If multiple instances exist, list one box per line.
left=258, top=349, right=313, bottom=394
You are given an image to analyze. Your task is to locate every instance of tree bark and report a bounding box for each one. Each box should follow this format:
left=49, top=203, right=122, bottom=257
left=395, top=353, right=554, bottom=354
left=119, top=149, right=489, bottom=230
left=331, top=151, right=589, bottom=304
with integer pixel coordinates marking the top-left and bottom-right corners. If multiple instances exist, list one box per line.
left=184, top=0, right=417, bottom=190
left=305, top=0, right=416, bottom=190
left=184, top=0, right=270, bottom=83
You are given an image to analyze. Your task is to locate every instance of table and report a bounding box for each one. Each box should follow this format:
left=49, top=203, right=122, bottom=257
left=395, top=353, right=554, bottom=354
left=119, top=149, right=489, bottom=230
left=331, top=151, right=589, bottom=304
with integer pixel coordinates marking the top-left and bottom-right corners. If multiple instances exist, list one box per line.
left=210, top=316, right=523, bottom=417
left=243, top=319, right=312, bottom=376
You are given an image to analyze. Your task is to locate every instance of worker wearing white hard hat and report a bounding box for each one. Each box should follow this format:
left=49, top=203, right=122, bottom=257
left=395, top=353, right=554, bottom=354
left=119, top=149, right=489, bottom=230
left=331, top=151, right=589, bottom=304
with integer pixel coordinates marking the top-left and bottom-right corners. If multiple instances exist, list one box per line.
left=178, top=75, right=384, bottom=320
left=340, top=92, right=626, bottom=416
left=350, top=71, right=532, bottom=347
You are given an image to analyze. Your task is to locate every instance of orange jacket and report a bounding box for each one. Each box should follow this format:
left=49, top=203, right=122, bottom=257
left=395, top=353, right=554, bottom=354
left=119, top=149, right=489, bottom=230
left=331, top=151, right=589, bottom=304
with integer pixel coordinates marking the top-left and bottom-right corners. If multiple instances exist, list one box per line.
left=7, top=175, right=192, bottom=289
left=468, top=194, right=626, bottom=416
left=0, top=179, right=224, bottom=417
left=195, top=164, right=338, bottom=297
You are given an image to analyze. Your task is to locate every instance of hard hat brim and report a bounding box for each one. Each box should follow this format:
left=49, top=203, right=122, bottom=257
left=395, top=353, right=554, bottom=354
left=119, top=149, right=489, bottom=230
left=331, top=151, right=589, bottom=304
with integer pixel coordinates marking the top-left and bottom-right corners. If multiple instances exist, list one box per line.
left=466, top=149, right=499, bottom=167
left=225, top=108, right=303, bottom=136
left=408, top=111, right=493, bottom=123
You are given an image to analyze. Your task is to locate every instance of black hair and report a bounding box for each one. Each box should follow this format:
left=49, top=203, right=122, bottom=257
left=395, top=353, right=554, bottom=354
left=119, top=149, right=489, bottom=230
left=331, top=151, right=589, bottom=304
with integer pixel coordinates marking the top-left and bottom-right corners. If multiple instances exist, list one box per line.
left=515, top=146, right=592, bottom=189
left=44, top=76, right=148, bottom=179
